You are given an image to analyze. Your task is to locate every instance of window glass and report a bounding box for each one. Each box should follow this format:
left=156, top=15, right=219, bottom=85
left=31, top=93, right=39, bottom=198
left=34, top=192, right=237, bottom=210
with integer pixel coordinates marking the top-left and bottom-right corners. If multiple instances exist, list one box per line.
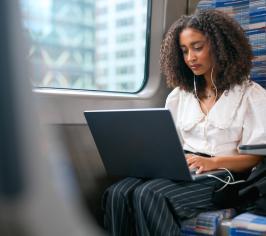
left=20, top=0, right=149, bottom=92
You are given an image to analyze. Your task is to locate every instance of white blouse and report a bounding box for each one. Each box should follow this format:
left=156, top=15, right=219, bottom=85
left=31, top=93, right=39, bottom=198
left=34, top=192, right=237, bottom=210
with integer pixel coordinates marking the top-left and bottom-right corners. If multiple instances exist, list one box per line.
left=165, top=81, right=266, bottom=156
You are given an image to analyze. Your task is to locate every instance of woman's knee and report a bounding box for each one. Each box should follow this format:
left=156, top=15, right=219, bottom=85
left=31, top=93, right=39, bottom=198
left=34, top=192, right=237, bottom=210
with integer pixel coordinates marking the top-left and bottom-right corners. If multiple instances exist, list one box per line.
left=104, top=177, right=143, bottom=206
left=133, top=179, right=165, bottom=208
left=134, top=179, right=172, bottom=197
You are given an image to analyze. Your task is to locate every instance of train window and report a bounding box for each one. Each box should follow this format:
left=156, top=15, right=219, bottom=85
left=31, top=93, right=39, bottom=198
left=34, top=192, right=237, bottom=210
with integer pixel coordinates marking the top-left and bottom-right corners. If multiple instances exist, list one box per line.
left=20, top=0, right=150, bottom=93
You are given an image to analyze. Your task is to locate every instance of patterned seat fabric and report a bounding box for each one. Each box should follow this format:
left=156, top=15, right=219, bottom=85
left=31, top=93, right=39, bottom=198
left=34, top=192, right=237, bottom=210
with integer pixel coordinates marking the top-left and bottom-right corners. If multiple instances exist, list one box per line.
left=181, top=209, right=236, bottom=235
left=197, top=0, right=266, bottom=88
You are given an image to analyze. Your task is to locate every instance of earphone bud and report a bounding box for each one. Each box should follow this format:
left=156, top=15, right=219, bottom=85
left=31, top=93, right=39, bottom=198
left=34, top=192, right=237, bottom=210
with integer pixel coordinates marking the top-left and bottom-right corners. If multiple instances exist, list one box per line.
left=193, top=75, right=197, bottom=94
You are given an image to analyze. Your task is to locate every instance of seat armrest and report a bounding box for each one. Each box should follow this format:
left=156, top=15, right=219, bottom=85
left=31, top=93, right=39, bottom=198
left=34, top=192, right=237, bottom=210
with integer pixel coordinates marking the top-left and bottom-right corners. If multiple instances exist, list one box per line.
left=239, top=144, right=266, bottom=156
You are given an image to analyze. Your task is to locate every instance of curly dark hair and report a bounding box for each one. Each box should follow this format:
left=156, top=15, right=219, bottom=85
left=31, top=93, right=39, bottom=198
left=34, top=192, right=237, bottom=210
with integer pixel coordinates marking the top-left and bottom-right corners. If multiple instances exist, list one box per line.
left=160, top=9, right=253, bottom=97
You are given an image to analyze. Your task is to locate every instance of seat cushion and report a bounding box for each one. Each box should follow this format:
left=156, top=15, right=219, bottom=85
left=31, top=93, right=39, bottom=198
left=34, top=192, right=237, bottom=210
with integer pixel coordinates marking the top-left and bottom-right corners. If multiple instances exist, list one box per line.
left=230, top=212, right=266, bottom=235
left=181, top=208, right=236, bottom=236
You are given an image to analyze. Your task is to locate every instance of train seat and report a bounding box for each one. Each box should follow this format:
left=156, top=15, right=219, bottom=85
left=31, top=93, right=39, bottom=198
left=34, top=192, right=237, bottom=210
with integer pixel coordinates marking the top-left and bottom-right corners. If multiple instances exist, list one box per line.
left=197, top=0, right=266, bottom=88
left=180, top=0, right=266, bottom=235
left=180, top=208, right=236, bottom=235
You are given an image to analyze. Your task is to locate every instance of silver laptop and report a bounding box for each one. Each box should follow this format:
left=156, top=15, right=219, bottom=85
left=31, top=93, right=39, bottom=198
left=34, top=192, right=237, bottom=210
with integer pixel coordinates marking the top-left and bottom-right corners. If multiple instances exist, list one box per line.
left=84, top=108, right=226, bottom=181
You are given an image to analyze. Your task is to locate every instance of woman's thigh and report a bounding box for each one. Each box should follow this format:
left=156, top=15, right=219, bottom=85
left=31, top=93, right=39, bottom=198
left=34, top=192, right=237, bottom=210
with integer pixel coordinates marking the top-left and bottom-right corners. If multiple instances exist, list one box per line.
left=134, top=178, right=220, bottom=219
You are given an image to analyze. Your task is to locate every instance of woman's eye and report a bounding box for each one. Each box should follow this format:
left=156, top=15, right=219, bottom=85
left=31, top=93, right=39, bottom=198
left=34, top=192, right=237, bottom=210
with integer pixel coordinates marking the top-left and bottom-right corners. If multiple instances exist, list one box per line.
left=194, top=46, right=203, bottom=51
left=193, top=45, right=204, bottom=51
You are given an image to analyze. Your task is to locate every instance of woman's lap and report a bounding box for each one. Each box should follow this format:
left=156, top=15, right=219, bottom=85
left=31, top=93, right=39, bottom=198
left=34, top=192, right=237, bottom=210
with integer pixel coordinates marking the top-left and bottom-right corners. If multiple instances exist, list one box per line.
left=134, top=178, right=219, bottom=218
left=103, top=177, right=220, bottom=235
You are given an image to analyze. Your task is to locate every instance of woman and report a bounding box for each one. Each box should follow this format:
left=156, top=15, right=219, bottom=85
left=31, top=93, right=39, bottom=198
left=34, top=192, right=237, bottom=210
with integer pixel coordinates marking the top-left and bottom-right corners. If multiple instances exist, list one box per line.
left=103, top=9, right=266, bottom=236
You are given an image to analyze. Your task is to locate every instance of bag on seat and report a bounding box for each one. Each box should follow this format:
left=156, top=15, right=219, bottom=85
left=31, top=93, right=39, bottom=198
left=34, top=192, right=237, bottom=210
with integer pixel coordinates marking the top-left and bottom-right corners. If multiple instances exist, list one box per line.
left=239, top=161, right=266, bottom=215
left=212, top=160, right=266, bottom=214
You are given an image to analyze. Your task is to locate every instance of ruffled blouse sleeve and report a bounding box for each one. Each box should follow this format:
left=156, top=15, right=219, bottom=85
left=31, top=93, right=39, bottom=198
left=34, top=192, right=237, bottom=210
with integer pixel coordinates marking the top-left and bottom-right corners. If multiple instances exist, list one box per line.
left=239, top=83, right=266, bottom=146
left=165, top=87, right=185, bottom=145
left=165, top=87, right=180, bottom=121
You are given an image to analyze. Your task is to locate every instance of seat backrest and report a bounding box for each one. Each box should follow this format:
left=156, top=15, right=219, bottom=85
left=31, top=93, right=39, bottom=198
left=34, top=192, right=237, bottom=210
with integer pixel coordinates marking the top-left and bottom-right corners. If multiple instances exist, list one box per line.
left=196, top=0, right=266, bottom=88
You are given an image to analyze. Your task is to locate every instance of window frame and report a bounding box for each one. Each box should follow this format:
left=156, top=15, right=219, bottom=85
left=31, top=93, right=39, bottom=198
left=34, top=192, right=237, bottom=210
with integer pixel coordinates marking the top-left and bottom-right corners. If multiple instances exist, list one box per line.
left=33, top=0, right=187, bottom=124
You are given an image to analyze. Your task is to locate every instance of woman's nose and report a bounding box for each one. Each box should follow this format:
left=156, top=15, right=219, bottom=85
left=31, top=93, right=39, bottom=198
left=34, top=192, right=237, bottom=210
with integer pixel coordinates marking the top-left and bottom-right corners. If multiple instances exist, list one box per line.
left=187, top=50, right=196, bottom=62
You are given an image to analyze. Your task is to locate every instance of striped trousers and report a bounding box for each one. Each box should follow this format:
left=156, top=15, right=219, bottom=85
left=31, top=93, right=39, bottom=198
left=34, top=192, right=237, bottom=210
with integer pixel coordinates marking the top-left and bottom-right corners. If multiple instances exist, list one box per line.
left=102, top=177, right=220, bottom=236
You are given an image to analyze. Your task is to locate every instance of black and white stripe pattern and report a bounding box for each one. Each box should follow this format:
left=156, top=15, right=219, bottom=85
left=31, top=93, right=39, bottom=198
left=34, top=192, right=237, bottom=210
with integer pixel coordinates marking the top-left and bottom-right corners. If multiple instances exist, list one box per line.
left=103, top=177, right=220, bottom=236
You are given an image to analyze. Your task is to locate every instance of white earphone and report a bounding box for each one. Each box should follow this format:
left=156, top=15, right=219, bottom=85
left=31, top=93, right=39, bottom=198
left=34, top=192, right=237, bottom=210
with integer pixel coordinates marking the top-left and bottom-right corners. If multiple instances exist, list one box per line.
left=193, top=67, right=217, bottom=116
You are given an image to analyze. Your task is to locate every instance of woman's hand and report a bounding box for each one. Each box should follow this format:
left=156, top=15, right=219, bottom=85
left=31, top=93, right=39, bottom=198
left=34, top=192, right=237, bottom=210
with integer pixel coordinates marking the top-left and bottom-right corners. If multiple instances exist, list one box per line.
left=186, top=153, right=263, bottom=174
left=186, top=154, right=217, bottom=174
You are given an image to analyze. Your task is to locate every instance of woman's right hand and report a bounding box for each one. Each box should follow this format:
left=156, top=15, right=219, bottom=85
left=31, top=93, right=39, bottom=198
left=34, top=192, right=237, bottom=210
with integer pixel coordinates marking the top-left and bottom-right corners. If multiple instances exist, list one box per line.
left=186, top=154, right=217, bottom=174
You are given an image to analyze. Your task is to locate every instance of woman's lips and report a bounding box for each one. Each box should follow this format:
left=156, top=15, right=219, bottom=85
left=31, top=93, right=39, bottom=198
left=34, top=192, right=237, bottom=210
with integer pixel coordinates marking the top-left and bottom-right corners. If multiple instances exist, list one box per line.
left=190, top=64, right=201, bottom=70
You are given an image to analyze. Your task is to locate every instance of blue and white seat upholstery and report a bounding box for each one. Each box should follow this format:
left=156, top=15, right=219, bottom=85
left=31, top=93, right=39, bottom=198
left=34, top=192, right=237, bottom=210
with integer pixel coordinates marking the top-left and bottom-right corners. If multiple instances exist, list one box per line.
left=197, top=0, right=266, bottom=88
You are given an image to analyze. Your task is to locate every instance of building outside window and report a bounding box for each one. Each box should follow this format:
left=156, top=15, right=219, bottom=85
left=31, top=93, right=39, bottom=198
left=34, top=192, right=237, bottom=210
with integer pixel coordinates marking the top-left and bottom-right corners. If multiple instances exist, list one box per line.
left=20, top=0, right=149, bottom=93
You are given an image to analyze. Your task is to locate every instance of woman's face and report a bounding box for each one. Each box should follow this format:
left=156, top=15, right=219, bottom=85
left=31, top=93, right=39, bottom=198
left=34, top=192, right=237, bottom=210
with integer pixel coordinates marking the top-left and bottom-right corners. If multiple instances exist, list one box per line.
left=179, top=27, right=214, bottom=79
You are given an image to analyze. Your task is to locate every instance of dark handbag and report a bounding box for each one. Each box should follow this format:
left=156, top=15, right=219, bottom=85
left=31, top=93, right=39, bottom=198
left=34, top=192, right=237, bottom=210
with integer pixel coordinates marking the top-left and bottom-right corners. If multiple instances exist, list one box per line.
left=212, top=160, right=266, bottom=213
